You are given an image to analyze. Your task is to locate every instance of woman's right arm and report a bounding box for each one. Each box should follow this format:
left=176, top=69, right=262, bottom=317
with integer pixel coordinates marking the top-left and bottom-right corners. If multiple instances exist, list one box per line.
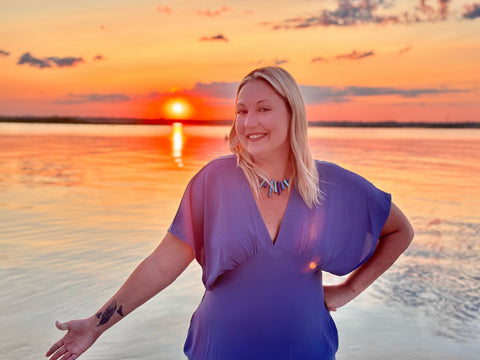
left=45, top=232, right=194, bottom=360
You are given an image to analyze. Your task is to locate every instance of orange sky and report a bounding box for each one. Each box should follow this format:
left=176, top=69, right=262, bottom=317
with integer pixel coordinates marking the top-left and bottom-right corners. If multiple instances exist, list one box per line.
left=0, top=0, right=479, bottom=123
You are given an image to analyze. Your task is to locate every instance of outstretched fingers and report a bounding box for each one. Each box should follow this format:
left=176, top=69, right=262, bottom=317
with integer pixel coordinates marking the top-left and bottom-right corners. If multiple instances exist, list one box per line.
left=49, top=346, right=67, bottom=360
left=46, top=321, right=70, bottom=358
left=59, top=352, right=79, bottom=360
left=46, top=339, right=64, bottom=357
left=46, top=343, right=79, bottom=360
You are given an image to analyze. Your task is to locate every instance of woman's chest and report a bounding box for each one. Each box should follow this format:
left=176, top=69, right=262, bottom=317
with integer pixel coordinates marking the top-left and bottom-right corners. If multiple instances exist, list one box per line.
left=254, top=193, right=290, bottom=243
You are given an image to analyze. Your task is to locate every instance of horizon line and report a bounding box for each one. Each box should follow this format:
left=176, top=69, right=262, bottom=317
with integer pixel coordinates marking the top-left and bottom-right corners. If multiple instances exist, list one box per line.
left=1, top=116, right=479, bottom=128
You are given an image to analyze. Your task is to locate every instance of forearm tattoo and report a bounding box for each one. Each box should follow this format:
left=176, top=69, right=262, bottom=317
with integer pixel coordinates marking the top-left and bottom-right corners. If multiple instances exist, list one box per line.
left=96, top=300, right=124, bottom=326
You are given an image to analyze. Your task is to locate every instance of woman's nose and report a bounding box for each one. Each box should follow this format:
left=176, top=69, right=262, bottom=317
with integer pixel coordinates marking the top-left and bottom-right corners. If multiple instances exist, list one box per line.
left=244, top=112, right=258, bottom=128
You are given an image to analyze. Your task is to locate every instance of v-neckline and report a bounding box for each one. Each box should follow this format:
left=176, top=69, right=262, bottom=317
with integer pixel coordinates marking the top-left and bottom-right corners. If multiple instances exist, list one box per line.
left=241, top=172, right=294, bottom=246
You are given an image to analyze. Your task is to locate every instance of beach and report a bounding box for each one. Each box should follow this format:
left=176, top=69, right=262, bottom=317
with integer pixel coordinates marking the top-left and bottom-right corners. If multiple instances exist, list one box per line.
left=0, top=122, right=479, bottom=359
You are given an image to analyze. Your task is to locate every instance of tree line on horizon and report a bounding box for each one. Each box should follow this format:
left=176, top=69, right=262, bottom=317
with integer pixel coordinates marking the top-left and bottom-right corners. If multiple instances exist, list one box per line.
left=1, top=116, right=479, bottom=128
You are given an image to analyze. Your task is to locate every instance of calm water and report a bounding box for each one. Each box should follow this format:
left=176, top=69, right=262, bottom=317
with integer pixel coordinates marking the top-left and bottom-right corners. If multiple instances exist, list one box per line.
left=0, top=123, right=479, bottom=360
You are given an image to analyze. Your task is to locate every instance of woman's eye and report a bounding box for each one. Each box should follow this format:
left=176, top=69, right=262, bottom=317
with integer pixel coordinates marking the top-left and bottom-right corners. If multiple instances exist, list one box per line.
left=259, top=107, right=270, bottom=112
left=236, top=109, right=246, bottom=115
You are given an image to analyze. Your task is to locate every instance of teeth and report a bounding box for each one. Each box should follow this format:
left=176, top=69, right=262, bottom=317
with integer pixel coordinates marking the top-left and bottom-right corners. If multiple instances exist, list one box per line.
left=248, top=134, right=265, bottom=139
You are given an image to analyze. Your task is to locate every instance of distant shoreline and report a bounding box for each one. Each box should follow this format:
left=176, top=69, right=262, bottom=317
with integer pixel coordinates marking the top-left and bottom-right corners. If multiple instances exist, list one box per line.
left=1, top=116, right=479, bottom=128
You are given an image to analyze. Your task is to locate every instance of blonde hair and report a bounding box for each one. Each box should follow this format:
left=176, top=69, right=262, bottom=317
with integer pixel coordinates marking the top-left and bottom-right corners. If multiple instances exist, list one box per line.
left=229, top=66, right=321, bottom=208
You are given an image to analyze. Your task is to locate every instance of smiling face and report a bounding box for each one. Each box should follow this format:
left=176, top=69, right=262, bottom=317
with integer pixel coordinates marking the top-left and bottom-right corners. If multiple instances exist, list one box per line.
left=235, top=79, right=291, bottom=164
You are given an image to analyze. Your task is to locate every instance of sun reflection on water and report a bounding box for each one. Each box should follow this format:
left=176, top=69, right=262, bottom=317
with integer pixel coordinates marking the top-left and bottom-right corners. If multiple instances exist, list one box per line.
left=171, top=122, right=184, bottom=167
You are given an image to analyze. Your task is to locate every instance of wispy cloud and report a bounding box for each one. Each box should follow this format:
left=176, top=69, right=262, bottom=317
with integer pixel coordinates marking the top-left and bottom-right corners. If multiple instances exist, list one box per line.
left=189, top=82, right=239, bottom=99
left=311, top=57, right=327, bottom=63
left=0, top=49, right=10, bottom=57
left=335, top=50, right=374, bottom=60
left=345, top=86, right=465, bottom=98
left=196, top=6, right=231, bottom=17
left=398, top=45, right=413, bottom=56
left=463, top=3, right=480, bottom=19
left=56, top=93, right=131, bottom=104
left=312, top=47, right=412, bottom=62
left=157, top=5, right=172, bottom=14
left=93, top=55, right=104, bottom=61
left=300, top=85, right=350, bottom=104
left=274, top=58, right=288, bottom=66
left=17, top=52, right=84, bottom=69
left=253, top=58, right=290, bottom=67
left=199, top=34, right=229, bottom=42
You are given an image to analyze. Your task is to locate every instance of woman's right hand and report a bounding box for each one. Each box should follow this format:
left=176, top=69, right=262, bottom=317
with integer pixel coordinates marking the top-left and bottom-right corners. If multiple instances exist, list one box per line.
left=45, top=317, right=101, bottom=360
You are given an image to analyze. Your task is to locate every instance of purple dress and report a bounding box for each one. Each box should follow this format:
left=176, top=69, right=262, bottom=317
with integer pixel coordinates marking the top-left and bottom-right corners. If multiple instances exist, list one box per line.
left=169, top=155, right=391, bottom=360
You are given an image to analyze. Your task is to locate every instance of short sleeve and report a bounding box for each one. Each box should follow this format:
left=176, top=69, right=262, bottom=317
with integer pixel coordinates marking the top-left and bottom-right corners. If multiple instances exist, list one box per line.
left=168, top=170, right=206, bottom=267
left=319, top=163, right=391, bottom=276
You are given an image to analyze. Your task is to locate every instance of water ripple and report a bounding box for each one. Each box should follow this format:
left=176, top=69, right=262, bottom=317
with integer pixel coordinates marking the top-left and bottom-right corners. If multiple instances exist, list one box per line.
left=372, top=217, right=480, bottom=341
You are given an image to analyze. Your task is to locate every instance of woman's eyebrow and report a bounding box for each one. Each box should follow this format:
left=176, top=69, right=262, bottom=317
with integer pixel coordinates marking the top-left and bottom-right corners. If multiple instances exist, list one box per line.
left=238, top=99, right=270, bottom=105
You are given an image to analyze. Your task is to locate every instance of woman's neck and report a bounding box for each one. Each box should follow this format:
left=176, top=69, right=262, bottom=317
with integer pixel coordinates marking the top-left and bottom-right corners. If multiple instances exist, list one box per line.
left=254, top=152, right=293, bottom=180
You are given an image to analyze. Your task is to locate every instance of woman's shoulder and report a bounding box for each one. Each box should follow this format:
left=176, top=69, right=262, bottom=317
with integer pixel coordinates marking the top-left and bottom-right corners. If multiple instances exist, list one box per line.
left=314, top=160, right=373, bottom=189
left=192, top=154, right=239, bottom=182
left=314, top=160, right=353, bottom=178
left=201, top=154, right=237, bottom=172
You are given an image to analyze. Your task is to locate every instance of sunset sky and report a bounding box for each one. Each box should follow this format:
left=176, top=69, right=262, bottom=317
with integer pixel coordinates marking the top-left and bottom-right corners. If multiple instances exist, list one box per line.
left=1, top=0, right=479, bottom=123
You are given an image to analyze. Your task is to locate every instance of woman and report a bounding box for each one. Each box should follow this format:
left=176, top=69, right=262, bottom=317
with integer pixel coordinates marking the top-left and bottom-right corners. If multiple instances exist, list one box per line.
left=46, top=67, right=413, bottom=360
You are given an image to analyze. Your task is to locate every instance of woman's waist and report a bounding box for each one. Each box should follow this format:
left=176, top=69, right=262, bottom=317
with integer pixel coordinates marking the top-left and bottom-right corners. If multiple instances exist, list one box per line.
left=200, top=271, right=327, bottom=324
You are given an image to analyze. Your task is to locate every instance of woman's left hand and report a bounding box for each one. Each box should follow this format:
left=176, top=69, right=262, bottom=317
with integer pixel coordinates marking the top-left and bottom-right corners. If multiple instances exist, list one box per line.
left=323, top=283, right=355, bottom=312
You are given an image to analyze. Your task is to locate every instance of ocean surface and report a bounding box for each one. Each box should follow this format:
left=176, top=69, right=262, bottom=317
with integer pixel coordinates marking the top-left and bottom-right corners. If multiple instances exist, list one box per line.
left=0, top=123, right=479, bottom=360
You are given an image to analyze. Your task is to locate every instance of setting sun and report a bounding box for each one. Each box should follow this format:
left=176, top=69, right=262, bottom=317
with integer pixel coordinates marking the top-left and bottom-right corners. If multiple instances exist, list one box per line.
left=165, top=99, right=193, bottom=119
left=172, top=102, right=184, bottom=114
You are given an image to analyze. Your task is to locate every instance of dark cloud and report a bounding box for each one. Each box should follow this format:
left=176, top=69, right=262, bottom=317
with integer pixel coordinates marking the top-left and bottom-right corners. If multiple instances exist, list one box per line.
left=398, top=45, right=413, bottom=56
left=47, top=56, right=84, bottom=68
left=463, top=3, right=480, bottom=19
left=18, top=52, right=51, bottom=68
left=196, top=6, right=231, bottom=17
left=269, top=0, right=461, bottom=29
left=157, top=5, right=172, bottom=14
left=300, top=84, right=468, bottom=104
left=93, top=55, right=104, bottom=61
left=0, top=49, right=10, bottom=57
left=199, top=34, right=229, bottom=42
left=18, top=52, right=84, bottom=69
left=56, top=93, right=131, bottom=104
left=335, top=50, right=374, bottom=60
left=272, top=0, right=401, bottom=29
left=176, top=82, right=467, bottom=105
left=274, top=59, right=288, bottom=66
left=311, top=57, right=327, bottom=63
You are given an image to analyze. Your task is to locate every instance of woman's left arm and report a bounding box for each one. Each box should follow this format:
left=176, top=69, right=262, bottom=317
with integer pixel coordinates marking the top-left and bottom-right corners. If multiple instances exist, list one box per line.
left=324, top=202, right=414, bottom=311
